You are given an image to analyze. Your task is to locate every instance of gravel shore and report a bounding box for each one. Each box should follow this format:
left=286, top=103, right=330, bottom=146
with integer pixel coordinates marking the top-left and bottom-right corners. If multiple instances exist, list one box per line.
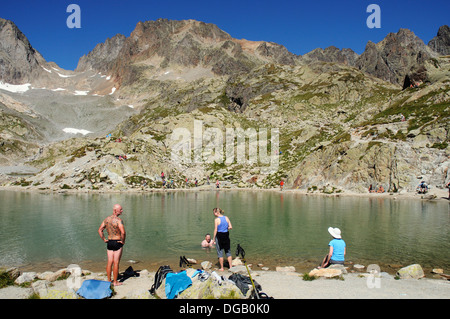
left=1, top=266, right=449, bottom=299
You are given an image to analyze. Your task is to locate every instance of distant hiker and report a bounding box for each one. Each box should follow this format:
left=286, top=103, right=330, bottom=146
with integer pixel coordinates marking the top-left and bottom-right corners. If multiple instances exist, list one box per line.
left=161, top=171, right=165, bottom=180
left=212, top=208, right=233, bottom=271
left=320, top=227, right=346, bottom=268
left=417, top=181, right=428, bottom=194
left=377, top=185, right=385, bottom=193
left=368, top=184, right=375, bottom=193
left=280, top=179, right=284, bottom=191
left=201, top=233, right=214, bottom=248
left=446, top=181, right=450, bottom=199
left=98, top=204, right=126, bottom=286
left=216, top=180, right=220, bottom=189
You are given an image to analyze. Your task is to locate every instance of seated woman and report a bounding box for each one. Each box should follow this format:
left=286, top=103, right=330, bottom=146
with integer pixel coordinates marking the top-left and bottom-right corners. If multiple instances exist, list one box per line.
left=320, top=227, right=346, bottom=268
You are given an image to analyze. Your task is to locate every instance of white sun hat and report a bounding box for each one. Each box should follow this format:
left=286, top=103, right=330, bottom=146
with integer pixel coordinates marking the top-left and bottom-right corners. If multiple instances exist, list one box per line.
left=328, top=227, right=342, bottom=239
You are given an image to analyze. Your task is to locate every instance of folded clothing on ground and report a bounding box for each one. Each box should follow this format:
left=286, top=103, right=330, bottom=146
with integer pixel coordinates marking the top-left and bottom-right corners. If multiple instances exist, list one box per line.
left=77, top=279, right=112, bottom=299
left=165, top=271, right=192, bottom=299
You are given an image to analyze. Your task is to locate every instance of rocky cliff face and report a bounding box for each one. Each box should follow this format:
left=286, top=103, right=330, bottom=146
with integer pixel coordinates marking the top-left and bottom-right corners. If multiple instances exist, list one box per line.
left=76, top=19, right=299, bottom=86
left=428, top=25, right=450, bottom=56
left=0, top=18, right=47, bottom=84
left=355, top=29, right=438, bottom=85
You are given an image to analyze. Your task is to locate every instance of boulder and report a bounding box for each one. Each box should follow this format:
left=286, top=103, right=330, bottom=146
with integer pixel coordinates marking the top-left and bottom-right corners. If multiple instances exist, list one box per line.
left=67, top=264, right=82, bottom=276
left=431, top=268, right=444, bottom=274
left=309, top=268, right=342, bottom=278
left=37, top=280, right=78, bottom=299
left=5, top=267, right=20, bottom=281
left=231, top=257, right=244, bottom=266
left=46, top=269, right=68, bottom=282
left=353, top=264, right=365, bottom=272
left=15, top=272, right=37, bottom=285
left=178, top=276, right=244, bottom=299
left=38, top=271, right=55, bottom=281
left=201, top=261, right=212, bottom=270
left=396, top=264, right=425, bottom=279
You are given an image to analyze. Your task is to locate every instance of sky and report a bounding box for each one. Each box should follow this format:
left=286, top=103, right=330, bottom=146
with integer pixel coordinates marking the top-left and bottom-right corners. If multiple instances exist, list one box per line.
left=1, top=0, right=449, bottom=70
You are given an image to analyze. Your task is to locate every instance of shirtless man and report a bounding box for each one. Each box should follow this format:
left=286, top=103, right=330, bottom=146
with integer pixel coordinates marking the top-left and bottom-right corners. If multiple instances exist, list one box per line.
left=201, top=233, right=214, bottom=248
left=98, top=204, right=126, bottom=286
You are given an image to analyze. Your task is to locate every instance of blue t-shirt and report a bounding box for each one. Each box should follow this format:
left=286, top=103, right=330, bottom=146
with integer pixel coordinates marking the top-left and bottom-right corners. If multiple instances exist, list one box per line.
left=329, top=238, right=346, bottom=261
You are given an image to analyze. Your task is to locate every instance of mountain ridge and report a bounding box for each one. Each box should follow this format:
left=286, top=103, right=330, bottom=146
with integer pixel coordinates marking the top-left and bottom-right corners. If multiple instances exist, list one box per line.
left=1, top=17, right=448, bottom=88
left=0, top=18, right=448, bottom=194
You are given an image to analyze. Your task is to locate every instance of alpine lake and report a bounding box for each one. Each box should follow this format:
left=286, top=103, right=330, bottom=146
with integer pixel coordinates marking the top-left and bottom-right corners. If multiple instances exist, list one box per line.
left=0, top=189, right=448, bottom=275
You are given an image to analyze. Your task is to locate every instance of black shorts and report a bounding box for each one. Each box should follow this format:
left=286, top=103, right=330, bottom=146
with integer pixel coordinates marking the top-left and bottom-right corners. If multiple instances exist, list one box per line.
left=215, top=232, right=231, bottom=258
left=107, top=240, right=123, bottom=251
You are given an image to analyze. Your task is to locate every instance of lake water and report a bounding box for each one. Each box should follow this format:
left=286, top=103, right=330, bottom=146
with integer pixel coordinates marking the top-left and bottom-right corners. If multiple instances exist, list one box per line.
left=0, top=190, right=448, bottom=274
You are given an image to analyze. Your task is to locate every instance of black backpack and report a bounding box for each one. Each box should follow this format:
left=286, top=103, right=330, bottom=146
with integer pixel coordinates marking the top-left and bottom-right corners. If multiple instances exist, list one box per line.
left=149, top=265, right=173, bottom=295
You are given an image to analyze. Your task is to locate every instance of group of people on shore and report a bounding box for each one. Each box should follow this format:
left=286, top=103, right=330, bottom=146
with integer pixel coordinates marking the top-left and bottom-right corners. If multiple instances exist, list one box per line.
left=98, top=203, right=345, bottom=286
left=160, top=171, right=221, bottom=189
left=368, top=184, right=384, bottom=193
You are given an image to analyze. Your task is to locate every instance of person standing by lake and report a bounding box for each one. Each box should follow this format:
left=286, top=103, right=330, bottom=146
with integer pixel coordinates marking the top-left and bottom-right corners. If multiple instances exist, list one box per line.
left=320, top=227, right=346, bottom=268
left=212, top=208, right=232, bottom=271
left=98, top=204, right=126, bottom=286
left=446, top=181, right=450, bottom=199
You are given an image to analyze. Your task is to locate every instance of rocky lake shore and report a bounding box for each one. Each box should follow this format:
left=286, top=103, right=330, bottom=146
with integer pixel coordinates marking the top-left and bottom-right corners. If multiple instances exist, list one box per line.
left=1, top=259, right=449, bottom=300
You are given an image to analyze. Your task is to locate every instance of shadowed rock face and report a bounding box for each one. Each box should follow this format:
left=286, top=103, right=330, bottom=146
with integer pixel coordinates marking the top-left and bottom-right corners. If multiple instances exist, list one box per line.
left=428, top=25, right=450, bottom=56
left=355, top=29, right=438, bottom=85
left=0, top=18, right=46, bottom=84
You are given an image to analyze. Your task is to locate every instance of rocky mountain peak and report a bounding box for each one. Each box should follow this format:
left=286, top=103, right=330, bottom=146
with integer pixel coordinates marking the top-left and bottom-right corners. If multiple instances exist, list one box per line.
left=355, top=28, right=438, bottom=85
left=428, top=25, right=450, bottom=56
left=76, top=19, right=298, bottom=86
left=0, top=18, right=46, bottom=84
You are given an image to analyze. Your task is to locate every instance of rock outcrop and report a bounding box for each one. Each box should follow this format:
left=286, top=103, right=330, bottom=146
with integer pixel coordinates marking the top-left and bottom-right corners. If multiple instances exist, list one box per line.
left=355, top=28, right=438, bottom=85
left=428, top=25, right=450, bottom=56
left=302, top=46, right=358, bottom=66
left=0, top=18, right=47, bottom=84
left=76, top=18, right=299, bottom=87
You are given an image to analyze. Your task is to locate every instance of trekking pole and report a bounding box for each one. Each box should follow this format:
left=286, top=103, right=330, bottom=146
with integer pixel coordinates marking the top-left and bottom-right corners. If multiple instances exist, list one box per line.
left=236, top=244, right=260, bottom=299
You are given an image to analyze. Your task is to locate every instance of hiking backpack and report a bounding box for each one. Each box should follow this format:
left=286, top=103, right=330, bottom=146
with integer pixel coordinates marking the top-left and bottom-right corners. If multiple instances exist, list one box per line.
left=149, top=265, right=173, bottom=294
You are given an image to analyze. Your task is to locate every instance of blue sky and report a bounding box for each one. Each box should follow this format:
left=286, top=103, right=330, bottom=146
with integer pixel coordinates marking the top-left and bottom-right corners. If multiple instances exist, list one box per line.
left=1, top=0, right=449, bottom=70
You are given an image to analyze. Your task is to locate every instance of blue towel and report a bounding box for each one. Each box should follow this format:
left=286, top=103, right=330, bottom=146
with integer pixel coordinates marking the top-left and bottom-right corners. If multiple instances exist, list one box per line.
left=165, top=271, right=192, bottom=299
left=77, top=279, right=112, bottom=299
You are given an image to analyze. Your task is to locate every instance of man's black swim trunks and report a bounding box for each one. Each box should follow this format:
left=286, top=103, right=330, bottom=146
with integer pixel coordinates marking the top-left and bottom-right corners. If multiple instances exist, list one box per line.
left=107, top=240, right=123, bottom=251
